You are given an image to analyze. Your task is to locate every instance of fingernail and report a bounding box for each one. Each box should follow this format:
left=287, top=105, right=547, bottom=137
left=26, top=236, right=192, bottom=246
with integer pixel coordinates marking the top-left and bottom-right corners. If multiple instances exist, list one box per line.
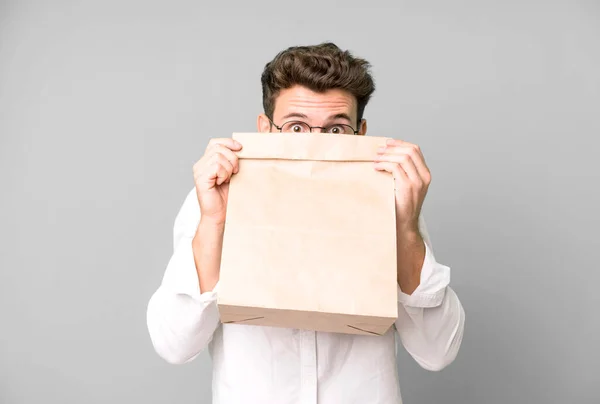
left=386, top=138, right=395, bottom=145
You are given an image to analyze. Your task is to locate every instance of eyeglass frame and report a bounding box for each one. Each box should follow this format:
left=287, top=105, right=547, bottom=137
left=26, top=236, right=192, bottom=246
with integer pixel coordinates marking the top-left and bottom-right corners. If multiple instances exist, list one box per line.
left=267, top=117, right=360, bottom=135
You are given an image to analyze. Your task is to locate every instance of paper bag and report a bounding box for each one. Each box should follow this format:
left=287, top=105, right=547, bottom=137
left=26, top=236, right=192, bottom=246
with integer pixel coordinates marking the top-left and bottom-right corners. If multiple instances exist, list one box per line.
left=217, top=132, right=398, bottom=336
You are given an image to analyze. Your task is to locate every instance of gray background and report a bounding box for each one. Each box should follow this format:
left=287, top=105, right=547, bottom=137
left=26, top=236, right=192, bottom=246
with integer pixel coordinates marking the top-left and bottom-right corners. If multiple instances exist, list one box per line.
left=1, top=0, right=598, bottom=403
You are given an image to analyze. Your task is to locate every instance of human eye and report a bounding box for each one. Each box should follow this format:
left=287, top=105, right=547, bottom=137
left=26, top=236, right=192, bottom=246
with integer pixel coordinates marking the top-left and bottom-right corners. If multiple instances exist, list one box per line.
left=283, top=121, right=309, bottom=133
left=327, top=124, right=349, bottom=134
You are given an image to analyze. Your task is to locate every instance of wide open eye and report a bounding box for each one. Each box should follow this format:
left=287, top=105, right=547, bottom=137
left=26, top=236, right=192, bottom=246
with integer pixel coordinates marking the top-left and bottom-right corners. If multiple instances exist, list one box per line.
left=282, top=121, right=310, bottom=133
left=327, top=124, right=352, bottom=135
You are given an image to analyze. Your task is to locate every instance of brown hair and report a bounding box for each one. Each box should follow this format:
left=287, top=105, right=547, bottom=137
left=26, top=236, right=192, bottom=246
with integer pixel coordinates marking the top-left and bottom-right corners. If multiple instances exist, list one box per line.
left=261, top=42, right=375, bottom=123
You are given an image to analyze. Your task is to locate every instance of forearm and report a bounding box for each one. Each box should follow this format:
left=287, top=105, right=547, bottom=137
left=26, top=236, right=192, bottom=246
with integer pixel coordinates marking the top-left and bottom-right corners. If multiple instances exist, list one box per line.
left=148, top=224, right=222, bottom=364
left=396, top=228, right=426, bottom=295
left=192, top=218, right=225, bottom=293
left=394, top=215, right=464, bottom=371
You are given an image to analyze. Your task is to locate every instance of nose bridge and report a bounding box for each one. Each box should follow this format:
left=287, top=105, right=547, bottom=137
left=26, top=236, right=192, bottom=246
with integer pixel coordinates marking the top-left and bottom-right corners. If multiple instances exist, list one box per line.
left=310, top=125, right=327, bottom=133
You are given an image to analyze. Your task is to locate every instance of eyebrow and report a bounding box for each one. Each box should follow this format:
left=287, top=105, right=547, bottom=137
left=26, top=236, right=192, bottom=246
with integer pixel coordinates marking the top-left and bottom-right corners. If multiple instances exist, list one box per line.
left=281, top=112, right=309, bottom=120
left=327, top=113, right=353, bottom=123
left=280, top=112, right=353, bottom=123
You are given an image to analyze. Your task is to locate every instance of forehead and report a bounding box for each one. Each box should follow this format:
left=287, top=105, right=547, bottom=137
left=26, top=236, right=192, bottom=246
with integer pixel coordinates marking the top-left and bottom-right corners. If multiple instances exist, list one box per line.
left=273, top=85, right=357, bottom=121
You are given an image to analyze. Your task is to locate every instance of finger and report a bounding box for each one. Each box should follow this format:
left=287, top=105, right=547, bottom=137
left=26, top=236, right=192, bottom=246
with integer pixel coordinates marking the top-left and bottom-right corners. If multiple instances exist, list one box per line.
left=214, top=153, right=234, bottom=184
left=376, top=153, right=422, bottom=185
left=379, top=145, right=423, bottom=160
left=195, top=151, right=234, bottom=179
left=207, top=138, right=243, bottom=152
left=208, top=154, right=234, bottom=186
left=377, top=145, right=429, bottom=182
left=204, top=161, right=224, bottom=184
left=385, top=138, right=417, bottom=149
left=208, top=163, right=231, bottom=187
left=383, top=140, right=425, bottom=161
left=374, top=161, right=410, bottom=190
left=210, top=144, right=240, bottom=174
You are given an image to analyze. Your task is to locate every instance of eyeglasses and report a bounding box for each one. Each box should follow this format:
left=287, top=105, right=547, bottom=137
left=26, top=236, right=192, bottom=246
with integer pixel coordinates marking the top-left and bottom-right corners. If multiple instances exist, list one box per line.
left=269, top=118, right=359, bottom=135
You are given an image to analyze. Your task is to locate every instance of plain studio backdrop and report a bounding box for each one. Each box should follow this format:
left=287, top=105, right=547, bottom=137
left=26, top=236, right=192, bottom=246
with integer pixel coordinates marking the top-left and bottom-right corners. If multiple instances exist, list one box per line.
left=1, top=1, right=599, bottom=403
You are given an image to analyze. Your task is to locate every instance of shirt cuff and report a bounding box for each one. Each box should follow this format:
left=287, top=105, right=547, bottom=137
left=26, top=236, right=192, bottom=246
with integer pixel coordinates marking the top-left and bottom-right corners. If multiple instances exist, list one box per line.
left=163, top=235, right=219, bottom=304
left=397, top=242, right=450, bottom=308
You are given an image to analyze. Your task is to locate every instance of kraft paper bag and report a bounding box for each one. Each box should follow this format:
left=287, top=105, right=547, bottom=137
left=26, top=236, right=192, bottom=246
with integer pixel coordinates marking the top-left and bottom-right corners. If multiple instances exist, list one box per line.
left=217, top=132, right=398, bottom=336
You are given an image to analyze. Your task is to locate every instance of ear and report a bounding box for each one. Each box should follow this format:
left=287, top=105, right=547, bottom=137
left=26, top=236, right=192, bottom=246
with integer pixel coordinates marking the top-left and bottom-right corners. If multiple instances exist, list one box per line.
left=257, top=114, right=272, bottom=133
left=357, top=119, right=367, bottom=136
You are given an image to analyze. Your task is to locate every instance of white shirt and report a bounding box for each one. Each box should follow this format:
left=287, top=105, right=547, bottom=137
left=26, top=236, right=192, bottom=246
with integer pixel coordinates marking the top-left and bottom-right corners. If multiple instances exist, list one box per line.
left=146, top=187, right=465, bottom=404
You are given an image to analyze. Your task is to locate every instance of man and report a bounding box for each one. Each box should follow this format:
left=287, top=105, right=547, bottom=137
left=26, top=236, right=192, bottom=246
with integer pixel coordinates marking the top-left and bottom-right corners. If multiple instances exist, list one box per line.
left=147, top=43, right=465, bottom=404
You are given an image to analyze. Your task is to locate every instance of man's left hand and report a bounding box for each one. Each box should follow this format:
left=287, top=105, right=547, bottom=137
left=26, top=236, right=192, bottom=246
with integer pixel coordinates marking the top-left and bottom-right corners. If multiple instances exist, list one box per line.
left=374, top=138, right=431, bottom=235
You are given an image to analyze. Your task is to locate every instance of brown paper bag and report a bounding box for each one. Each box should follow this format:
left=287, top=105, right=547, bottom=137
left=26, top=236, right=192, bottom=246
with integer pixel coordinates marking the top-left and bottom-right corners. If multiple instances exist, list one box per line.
left=217, top=132, right=398, bottom=336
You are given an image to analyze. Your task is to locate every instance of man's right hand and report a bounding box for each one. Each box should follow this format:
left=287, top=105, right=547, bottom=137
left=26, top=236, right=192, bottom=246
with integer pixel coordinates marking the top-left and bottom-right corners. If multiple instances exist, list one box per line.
left=192, top=138, right=242, bottom=225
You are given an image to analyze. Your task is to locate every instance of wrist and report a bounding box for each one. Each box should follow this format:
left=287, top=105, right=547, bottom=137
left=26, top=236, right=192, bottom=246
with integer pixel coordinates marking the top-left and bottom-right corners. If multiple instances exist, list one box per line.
left=198, top=216, right=226, bottom=229
left=396, top=222, right=421, bottom=242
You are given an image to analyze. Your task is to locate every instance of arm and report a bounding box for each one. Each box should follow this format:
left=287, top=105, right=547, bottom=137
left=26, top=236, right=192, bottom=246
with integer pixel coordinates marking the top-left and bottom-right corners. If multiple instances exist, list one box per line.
left=147, top=138, right=240, bottom=364
left=193, top=218, right=224, bottom=294
left=395, top=222, right=425, bottom=296
left=146, top=188, right=221, bottom=364
left=375, top=139, right=465, bottom=371
left=394, top=215, right=465, bottom=371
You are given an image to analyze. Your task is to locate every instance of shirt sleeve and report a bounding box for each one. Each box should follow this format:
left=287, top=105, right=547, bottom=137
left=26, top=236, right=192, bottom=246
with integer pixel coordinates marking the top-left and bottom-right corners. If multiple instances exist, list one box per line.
left=394, top=215, right=466, bottom=371
left=146, top=187, right=221, bottom=364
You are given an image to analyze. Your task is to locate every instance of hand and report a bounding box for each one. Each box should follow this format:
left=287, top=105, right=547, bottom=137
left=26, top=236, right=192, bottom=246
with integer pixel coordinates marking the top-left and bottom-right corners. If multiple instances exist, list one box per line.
left=374, top=139, right=431, bottom=234
left=192, top=138, right=242, bottom=225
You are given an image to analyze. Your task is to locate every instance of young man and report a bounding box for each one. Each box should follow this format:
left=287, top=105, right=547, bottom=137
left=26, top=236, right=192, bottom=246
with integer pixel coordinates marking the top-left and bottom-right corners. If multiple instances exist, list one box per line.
left=147, top=43, right=465, bottom=404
